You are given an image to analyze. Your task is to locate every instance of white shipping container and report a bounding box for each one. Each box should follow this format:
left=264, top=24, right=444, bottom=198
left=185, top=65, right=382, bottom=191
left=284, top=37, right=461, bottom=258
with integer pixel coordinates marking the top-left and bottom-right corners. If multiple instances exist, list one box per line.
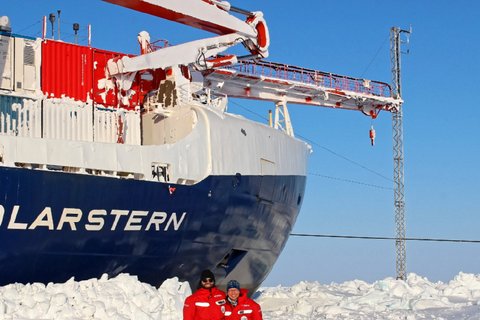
left=94, top=106, right=141, bottom=145
left=0, top=95, right=41, bottom=138
left=42, top=98, right=94, bottom=142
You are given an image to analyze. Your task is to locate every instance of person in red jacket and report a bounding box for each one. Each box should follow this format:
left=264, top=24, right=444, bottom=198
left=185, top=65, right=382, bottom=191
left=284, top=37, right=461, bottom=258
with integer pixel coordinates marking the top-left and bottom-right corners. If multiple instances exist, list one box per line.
left=223, top=280, right=263, bottom=320
left=183, top=269, right=226, bottom=320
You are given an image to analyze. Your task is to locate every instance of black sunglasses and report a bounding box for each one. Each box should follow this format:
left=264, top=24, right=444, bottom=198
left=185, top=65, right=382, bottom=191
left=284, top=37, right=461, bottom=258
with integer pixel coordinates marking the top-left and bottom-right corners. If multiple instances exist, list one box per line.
left=201, top=278, right=214, bottom=283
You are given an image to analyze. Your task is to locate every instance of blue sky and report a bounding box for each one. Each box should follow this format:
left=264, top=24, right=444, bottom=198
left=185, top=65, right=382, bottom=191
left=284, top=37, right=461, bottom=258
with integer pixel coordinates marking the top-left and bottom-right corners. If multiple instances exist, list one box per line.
left=4, top=0, right=480, bottom=286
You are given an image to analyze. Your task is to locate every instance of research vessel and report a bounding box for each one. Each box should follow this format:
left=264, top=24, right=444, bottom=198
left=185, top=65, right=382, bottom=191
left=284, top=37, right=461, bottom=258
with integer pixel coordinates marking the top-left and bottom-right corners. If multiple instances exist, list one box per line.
left=0, top=0, right=398, bottom=291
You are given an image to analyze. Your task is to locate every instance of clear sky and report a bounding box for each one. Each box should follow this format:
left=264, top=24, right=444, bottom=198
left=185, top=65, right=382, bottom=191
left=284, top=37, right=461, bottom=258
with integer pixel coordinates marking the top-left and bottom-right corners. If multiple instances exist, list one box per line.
left=4, top=0, right=480, bottom=286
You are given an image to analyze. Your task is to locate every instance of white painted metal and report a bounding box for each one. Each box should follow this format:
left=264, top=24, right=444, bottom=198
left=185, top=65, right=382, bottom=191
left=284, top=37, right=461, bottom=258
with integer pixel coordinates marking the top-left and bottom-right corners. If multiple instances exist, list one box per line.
left=14, top=99, right=41, bottom=138
left=207, top=103, right=309, bottom=176
left=40, top=98, right=141, bottom=145
left=14, top=38, right=41, bottom=91
left=131, top=0, right=256, bottom=37
left=0, top=100, right=309, bottom=184
left=205, top=68, right=400, bottom=116
left=0, top=1, right=308, bottom=191
left=0, top=16, right=11, bottom=31
left=93, top=106, right=141, bottom=145
left=0, top=35, right=13, bottom=90
left=109, top=33, right=248, bottom=76
left=274, top=101, right=294, bottom=137
left=106, top=0, right=269, bottom=77
left=43, top=99, right=94, bottom=142
left=0, top=36, right=41, bottom=93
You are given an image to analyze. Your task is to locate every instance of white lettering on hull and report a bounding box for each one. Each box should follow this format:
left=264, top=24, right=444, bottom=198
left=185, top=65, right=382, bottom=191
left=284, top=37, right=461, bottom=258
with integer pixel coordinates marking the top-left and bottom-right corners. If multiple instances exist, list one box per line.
left=165, top=212, right=187, bottom=231
left=8, top=205, right=28, bottom=230
left=86, top=209, right=107, bottom=231
left=111, top=209, right=129, bottom=231
left=146, top=211, right=167, bottom=231
left=58, top=208, right=82, bottom=230
left=28, top=207, right=54, bottom=230
left=125, top=210, right=149, bottom=231
left=0, top=205, right=4, bottom=226
left=0, top=205, right=187, bottom=232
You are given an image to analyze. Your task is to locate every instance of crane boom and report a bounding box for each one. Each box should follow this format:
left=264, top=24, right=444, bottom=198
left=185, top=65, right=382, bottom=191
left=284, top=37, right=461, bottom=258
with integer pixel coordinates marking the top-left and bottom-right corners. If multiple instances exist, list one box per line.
left=103, top=0, right=257, bottom=36
left=103, top=0, right=269, bottom=76
left=204, top=60, right=401, bottom=118
left=101, top=0, right=400, bottom=119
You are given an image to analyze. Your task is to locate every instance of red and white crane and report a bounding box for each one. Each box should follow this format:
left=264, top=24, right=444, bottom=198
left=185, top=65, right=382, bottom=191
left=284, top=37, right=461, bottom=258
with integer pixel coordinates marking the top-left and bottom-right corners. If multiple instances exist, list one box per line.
left=104, top=0, right=269, bottom=75
left=103, top=0, right=400, bottom=140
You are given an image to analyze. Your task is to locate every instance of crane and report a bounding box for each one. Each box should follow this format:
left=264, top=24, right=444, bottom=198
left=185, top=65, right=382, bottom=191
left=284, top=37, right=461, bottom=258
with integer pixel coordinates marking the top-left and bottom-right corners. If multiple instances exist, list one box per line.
left=104, top=0, right=270, bottom=75
left=203, top=61, right=400, bottom=137
left=103, top=0, right=400, bottom=134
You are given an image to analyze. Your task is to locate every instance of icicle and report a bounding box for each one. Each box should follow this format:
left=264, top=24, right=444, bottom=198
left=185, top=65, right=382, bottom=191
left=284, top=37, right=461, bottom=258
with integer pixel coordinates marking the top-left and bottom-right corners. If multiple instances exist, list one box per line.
left=369, top=125, right=376, bottom=146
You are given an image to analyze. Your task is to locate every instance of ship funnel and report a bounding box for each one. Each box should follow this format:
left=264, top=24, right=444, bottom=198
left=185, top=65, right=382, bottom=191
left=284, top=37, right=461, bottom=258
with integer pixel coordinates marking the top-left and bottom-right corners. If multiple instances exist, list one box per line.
left=0, top=16, right=11, bottom=33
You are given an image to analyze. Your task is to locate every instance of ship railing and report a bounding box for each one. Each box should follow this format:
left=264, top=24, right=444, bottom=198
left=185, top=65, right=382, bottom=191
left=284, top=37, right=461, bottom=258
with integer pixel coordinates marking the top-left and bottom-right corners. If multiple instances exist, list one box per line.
left=148, top=39, right=170, bottom=52
left=231, top=60, right=393, bottom=98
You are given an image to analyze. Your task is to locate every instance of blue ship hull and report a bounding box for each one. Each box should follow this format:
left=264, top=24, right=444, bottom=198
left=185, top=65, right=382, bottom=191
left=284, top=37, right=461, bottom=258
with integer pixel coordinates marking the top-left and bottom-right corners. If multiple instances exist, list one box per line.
left=0, top=166, right=305, bottom=291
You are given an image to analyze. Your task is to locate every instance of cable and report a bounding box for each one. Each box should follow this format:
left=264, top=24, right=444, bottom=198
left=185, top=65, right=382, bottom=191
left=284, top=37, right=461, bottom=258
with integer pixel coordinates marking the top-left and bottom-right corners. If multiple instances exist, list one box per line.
left=228, top=99, right=393, bottom=184
left=15, top=20, right=43, bottom=35
left=290, top=233, right=480, bottom=244
left=300, top=135, right=393, bottom=183
left=229, top=99, right=269, bottom=121
left=308, top=172, right=392, bottom=190
left=360, top=35, right=389, bottom=78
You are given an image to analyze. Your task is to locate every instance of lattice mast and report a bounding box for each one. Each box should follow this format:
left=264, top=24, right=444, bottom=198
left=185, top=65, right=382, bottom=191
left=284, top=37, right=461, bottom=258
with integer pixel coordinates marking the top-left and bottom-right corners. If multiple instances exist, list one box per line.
left=390, top=26, right=410, bottom=280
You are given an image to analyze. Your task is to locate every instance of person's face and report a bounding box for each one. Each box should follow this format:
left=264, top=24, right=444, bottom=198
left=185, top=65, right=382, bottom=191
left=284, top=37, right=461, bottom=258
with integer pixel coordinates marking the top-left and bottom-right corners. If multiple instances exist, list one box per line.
left=227, top=288, right=240, bottom=301
left=201, top=278, right=214, bottom=289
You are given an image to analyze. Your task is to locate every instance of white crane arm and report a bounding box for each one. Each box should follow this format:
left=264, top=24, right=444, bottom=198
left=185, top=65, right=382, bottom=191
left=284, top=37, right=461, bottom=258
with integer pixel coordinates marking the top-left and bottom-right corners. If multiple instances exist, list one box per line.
left=103, top=0, right=270, bottom=76
left=104, top=0, right=256, bottom=37
left=107, top=33, right=244, bottom=76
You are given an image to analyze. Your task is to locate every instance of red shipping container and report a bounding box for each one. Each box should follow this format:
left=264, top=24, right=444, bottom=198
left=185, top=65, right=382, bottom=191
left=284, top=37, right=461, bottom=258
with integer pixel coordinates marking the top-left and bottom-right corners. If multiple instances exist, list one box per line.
left=41, top=40, right=93, bottom=102
left=92, top=48, right=123, bottom=108
left=92, top=49, right=166, bottom=110
left=42, top=40, right=167, bottom=109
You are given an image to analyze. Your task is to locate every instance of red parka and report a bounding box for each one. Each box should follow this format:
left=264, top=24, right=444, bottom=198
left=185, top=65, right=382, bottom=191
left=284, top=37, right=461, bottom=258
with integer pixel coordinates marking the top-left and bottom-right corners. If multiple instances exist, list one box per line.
left=183, top=286, right=226, bottom=320
left=223, top=289, right=263, bottom=320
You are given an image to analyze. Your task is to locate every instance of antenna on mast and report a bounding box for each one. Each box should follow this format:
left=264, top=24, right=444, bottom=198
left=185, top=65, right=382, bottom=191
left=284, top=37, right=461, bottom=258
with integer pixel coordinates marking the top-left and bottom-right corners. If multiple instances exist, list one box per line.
left=73, top=23, right=80, bottom=44
left=49, top=13, right=55, bottom=39
left=57, top=10, right=61, bottom=40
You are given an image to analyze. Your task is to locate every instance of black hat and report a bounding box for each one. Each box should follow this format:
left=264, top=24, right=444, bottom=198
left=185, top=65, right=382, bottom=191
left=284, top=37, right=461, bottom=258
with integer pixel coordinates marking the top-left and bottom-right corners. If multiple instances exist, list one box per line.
left=200, top=269, right=215, bottom=282
left=226, top=280, right=240, bottom=291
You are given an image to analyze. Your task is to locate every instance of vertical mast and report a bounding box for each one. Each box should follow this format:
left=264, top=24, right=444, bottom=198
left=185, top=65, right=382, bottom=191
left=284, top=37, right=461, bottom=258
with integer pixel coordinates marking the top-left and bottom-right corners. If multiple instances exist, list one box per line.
left=390, top=26, right=410, bottom=280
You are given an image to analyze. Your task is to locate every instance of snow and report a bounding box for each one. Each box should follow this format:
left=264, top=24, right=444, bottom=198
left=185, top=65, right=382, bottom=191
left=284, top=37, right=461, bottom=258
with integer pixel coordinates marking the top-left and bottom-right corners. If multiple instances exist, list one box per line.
left=2, top=273, right=480, bottom=319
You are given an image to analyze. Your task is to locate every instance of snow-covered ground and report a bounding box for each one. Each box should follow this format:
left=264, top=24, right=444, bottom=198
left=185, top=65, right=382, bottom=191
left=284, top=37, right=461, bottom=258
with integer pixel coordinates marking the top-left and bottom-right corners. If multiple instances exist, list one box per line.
left=1, top=273, right=480, bottom=319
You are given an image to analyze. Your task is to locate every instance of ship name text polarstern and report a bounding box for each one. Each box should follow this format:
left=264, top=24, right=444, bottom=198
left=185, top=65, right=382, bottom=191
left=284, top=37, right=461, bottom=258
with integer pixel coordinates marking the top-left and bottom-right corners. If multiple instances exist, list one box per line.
left=0, top=205, right=187, bottom=232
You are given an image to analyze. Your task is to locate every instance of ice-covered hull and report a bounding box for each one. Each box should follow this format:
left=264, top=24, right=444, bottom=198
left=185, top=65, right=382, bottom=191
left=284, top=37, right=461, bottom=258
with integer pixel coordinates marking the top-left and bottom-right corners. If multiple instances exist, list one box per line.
left=0, top=166, right=306, bottom=291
